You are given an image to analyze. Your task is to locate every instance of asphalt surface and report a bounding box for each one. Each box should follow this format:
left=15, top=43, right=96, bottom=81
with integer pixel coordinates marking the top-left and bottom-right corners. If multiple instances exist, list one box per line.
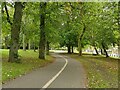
left=2, top=53, right=86, bottom=88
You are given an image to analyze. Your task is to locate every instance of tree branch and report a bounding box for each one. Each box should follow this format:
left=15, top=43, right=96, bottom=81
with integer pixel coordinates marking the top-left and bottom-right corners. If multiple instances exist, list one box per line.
left=80, top=23, right=86, bottom=41
left=4, top=2, right=12, bottom=25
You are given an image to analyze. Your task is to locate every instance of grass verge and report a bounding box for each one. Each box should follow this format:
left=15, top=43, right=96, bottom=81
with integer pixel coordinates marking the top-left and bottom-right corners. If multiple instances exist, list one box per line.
left=1, top=49, right=55, bottom=83
left=66, top=53, right=119, bottom=88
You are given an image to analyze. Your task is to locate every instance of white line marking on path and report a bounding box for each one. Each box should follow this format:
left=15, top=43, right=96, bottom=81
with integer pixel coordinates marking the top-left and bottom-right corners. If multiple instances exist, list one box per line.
left=40, top=55, right=68, bottom=90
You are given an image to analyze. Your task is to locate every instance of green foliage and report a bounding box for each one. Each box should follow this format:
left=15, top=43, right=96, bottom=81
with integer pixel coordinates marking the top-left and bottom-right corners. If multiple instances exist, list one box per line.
left=81, top=2, right=119, bottom=49
left=2, top=2, right=119, bottom=54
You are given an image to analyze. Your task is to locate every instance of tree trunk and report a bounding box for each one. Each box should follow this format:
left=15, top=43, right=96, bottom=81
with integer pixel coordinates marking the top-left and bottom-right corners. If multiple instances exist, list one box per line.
left=28, top=39, right=31, bottom=50
left=72, top=46, right=74, bottom=53
left=78, top=39, right=82, bottom=56
left=94, top=47, right=99, bottom=55
left=46, top=41, right=50, bottom=55
left=79, top=44, right=82, bottom=56
left=78, top=23, right=86, bottom=56
left=67, top=45, right=71, bottom=54
left=102, top=43, right=109, bottom=58
left=101, top=49, right=104, bottom=55
left=8, top=2, right=23, bottom=63
left=5, top=36, right=9, bottom=49
left=39, top=2, right=47, bottom=59
left=23, top=33, right=26, bottom=51
left=33, top=42, right=36, bottom=52
left=103, top=48, right=109, bottom=58
left=118, top=2, right=120, bottom=58
left=118, top=45, right=120, bottom=58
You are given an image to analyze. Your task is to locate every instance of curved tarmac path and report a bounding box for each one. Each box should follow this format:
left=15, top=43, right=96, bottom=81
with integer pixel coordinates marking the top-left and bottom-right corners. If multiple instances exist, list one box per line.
left=2, top=53, right=86, bottom=89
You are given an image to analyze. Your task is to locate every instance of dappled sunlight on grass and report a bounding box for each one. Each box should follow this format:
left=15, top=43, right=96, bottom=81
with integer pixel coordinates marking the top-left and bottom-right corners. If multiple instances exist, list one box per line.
left=2, top=49, right=54, bottom=83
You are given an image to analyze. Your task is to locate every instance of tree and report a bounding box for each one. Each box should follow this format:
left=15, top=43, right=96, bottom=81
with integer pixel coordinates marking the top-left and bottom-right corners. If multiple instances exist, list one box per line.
left=39, top=2, right=47, bottom=59
left=2, top=2, right=13, bottom=49
left=80, top=2, right=118, bottom=57
left=58, top=3, right=79, bottom=54
left=21, top=2, right=40, bottom=51
left=8, top=2, right=24, bottom=62
left=2, top=2, right=119, bottom=59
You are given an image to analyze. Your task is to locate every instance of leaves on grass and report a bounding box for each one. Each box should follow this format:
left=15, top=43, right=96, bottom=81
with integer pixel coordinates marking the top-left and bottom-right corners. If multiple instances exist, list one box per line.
left=71, top=54, right=118, bottom=88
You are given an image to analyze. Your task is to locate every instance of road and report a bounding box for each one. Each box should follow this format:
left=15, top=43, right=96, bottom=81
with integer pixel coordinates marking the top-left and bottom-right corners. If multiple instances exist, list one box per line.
left=2, top=53, right=86, bottom=89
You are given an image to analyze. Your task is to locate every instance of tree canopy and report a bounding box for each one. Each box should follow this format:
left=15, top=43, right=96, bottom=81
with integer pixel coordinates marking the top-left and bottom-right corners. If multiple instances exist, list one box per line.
left=1, top=2, right=119, bottom=62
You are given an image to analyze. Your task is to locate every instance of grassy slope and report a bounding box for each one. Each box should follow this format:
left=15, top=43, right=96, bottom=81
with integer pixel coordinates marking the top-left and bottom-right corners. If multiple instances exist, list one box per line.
left=1, top=49, right=54, bottom=83
left=68, top=53, right=119, bottom=88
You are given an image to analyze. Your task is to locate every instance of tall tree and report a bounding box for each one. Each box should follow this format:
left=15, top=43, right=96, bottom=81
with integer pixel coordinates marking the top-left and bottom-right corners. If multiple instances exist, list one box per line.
left=39, top=2, right=47, bottom=59
left=8, top=2, right=24, bottom=62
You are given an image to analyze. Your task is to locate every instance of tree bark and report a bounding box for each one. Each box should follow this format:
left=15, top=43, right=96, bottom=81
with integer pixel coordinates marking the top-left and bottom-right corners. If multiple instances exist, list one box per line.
left=101, top=49, right=104, bottom=55
left=46, top=41, right=50, bottom=55
left=78, top=23, right=86, bottom=56
left=78, top=41, right=82, bottom=56
left=72, top=46, right=74, bottom=53
left=8, top=2, right=23, bottom=62
left=103, top=48, right=109, bottom=58
left=102, top=43, right=109, bottom=58
left=118, top=2, right=120, bottom=58
left=28, top=39, right=31, bottom=50
left=33, top=42, right=36, bottom=52
left=67, top=45, right=71, bottom=54
left=5, top=36, right=9, bottom=49
left=118, top=45, right=120, bottom=58
left=23, top=33, right=26, bottom=51
left=39, top=2, right=47, bottom=59
left=94, top=47, right=99, bottom=55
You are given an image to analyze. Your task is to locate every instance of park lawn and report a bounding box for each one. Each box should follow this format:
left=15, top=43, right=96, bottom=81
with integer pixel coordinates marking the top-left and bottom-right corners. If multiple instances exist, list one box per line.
left=1, top=49, right=55, bottom=83
left=68, top=53, right=119, bottom=88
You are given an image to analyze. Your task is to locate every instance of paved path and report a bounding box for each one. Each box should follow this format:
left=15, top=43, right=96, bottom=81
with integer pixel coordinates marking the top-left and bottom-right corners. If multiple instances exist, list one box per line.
left=2, top=53, right=86, bottom=89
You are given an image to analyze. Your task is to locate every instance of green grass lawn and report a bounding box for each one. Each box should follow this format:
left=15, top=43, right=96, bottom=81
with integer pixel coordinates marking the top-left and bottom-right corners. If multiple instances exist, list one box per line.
left=1, top=49, right=54, bottom=83
left=67, top=53, right=119, bottom=88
